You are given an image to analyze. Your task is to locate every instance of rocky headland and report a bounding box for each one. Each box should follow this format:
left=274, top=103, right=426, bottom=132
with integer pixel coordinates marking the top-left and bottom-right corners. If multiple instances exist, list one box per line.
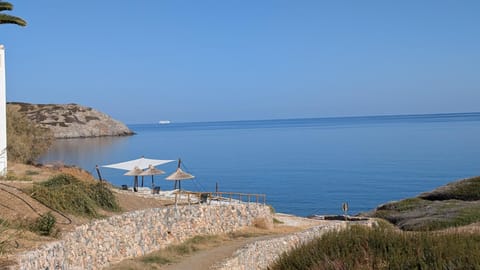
left=7, top=102, right=134, bottom=139
left=362, top=175, right=480, bottom=231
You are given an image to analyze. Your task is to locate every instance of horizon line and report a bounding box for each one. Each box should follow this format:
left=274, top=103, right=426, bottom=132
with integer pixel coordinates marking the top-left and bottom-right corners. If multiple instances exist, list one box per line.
left=128, top=111, right=480, bottom=126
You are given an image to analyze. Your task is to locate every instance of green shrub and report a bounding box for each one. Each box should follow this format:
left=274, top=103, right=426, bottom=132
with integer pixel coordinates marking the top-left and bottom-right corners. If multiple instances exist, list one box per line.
left=268, top=204, right=276, bottom=214
left=31, top=212, right=56, bottom=236
left=273, top=218, right=284, bottom=224
left=25, top=170, right=40, bottom=176
left=271, top=226, right=480, bottom=270
left=140, top=255, right=172, bottom=264
left=0, top=219, right=11, bottom=254
left=31, top=174, right=120, bottom=218
left=6, top=106, right=54, bottom=164
left=87, top=182, right=120, bottom=211
left=4, top=172, right=17, bottom=181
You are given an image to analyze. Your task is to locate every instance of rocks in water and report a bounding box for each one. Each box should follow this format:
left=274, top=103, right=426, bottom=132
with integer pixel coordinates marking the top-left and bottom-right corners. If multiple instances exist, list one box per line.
left=8, top=102, right=134, bottom=139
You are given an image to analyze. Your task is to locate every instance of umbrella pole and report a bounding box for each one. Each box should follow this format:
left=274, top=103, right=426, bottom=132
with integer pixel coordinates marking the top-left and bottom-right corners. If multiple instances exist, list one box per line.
left=134, top=176, right=138, bottom=192
left=151, top=175, right=154, bottom=189
left=141, top=176, right=144, bottom=187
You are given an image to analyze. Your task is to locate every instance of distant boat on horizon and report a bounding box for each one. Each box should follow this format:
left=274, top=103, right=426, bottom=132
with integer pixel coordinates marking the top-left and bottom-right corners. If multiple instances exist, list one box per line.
left=158, top=120, right=171, bottom=124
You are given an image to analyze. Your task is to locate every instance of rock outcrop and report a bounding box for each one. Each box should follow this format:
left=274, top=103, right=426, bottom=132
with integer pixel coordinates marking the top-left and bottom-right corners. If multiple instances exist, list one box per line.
left=7, top=102, right=134, bottom=139
left=362, top=176, right=480, bottom=231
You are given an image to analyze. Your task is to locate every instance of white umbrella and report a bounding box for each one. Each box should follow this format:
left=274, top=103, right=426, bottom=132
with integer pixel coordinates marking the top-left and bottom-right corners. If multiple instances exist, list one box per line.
left=103, top=157, right=174, bottom=170
left=102, top=157, right=174, bottom=192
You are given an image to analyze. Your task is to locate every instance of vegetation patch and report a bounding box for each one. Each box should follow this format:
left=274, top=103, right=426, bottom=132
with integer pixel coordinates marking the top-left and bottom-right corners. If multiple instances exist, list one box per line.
left=0, top=219, right=11, bottom=255
left=6, top=105, right=54, bottom=164
left=271, top=225, right=480, bottom=270
left=30, top=212, right=56, bottom=236
left=25, top=170, right=40, bottom=176
left=420, top=176, right=480, bottom=201
left=30, top=174, right=120, bottom=218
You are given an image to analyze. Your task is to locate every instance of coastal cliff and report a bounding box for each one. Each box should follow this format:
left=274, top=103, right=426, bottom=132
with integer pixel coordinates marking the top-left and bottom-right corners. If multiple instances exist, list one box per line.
left=7, top=102, right=134, bottom=139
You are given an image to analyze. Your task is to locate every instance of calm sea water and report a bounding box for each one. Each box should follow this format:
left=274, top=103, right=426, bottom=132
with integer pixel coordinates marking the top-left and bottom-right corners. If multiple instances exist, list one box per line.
left=39, top=113, right=480, bottom=217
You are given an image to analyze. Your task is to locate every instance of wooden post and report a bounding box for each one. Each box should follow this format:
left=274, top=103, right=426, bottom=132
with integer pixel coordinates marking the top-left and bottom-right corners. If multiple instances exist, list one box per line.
left=95, top=165, right=103, bottom=182
left=342, top=202, right=349, bottom=221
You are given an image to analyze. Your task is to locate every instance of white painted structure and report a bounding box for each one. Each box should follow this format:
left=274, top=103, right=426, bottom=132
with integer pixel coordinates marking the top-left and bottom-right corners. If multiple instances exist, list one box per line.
left=0, top=45, right=7, bottom=176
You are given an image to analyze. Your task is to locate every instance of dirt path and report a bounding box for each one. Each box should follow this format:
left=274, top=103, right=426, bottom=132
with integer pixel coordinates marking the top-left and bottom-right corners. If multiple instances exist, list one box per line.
left=155, top=214, right=324, bottom=270
left=159, top=235, right=275, bottom=270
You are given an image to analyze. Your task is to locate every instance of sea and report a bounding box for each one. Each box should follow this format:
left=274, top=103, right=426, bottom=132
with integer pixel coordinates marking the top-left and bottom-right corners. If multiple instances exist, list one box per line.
left=39, top=113, right=480, bottom=217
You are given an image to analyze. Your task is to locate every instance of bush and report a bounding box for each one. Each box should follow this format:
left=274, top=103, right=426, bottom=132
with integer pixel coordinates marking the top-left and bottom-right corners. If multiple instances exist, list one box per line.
left=0, top=219, right=12, bottom=255
left=6, top=106, right=53, bottom=164
left=31, top=212, right=56, bottom=236
left=31, top=174, right=120, bottom=218
left=87, top=182, right=120, bottom=211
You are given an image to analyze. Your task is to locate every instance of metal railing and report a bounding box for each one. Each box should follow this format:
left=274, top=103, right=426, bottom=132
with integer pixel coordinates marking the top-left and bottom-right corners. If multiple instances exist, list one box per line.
left=174, top=190, right=266, bottom=206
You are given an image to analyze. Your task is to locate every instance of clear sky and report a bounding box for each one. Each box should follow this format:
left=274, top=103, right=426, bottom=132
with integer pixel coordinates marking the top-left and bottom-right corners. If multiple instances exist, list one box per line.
left=2, top=1, right=479, bottom=123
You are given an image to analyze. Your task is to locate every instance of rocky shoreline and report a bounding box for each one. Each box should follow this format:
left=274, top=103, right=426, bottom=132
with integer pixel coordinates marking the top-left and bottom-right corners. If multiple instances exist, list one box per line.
left=7, top=102, right=134, bottom=139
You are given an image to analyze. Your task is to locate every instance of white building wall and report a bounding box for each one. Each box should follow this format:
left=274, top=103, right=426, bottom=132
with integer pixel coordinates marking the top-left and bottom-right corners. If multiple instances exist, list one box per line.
left=0, top=45, right=7, bottom=176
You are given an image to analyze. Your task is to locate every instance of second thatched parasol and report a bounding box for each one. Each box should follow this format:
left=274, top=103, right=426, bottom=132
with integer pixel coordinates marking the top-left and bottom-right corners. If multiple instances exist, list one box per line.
left=140, top=165, right=166, bottom=189
left=165, top=159, right=194, bottom=190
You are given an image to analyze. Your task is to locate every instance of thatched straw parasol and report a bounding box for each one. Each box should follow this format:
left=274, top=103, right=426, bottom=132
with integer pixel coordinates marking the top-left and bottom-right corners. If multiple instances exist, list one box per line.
left=165, top=159, right=194, bottom=190
left=140, top=165, right=165, bottom=189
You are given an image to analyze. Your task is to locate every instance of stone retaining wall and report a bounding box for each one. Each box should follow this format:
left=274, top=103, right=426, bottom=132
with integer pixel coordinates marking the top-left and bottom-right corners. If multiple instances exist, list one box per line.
left=214, top=220, right=376, bottom=270
left=15, top=203, right=272, bottom=270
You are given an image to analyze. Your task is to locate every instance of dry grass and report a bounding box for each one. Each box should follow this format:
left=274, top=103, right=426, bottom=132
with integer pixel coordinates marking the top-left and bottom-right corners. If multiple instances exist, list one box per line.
left=271, top=225, right=480, bottom=270
left=253, top=217, right=274, bottom=230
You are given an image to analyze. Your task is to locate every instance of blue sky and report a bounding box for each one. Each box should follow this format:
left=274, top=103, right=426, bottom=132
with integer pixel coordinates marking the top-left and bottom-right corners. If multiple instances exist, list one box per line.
left=2, top=1, right=479, bottom=123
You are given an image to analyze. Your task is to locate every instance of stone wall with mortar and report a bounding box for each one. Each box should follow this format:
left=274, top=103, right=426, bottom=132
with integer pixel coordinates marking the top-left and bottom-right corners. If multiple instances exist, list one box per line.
left=214, top=220, right=376, bottom=270
left=14, top=203, right=272, bottom=270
